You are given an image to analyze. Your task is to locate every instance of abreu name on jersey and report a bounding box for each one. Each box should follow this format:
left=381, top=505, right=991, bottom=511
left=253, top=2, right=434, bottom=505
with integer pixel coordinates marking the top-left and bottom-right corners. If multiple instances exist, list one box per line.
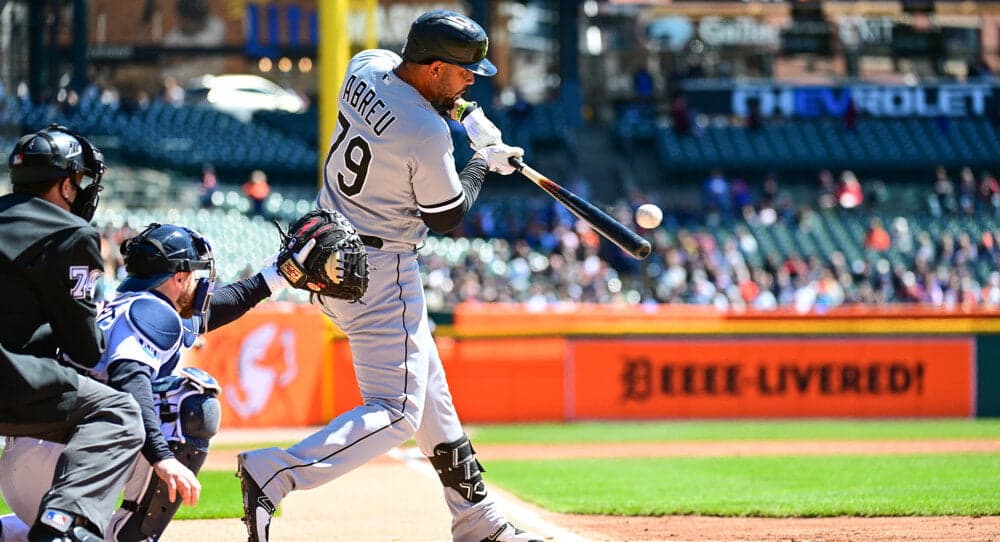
left=342, top=74, right=398, bottom=136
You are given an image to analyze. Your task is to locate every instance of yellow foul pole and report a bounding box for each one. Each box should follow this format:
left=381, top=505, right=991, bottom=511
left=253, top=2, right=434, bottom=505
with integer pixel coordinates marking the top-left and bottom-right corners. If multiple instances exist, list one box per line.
left=365, top=0, right=378, bottom=50
left=317, top=0, right=350, bottom=419
left=318, top=0, right=350, bottom=189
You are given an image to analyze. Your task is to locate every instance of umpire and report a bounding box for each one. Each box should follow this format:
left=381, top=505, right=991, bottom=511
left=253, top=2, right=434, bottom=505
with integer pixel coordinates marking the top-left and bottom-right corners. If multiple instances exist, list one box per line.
left=0, top=125, right=143, bottom=542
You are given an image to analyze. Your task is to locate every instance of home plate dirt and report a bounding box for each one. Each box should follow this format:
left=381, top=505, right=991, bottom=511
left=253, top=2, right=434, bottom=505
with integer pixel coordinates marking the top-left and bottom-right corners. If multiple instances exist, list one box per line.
left=162, top=428, right=1000, bottom=541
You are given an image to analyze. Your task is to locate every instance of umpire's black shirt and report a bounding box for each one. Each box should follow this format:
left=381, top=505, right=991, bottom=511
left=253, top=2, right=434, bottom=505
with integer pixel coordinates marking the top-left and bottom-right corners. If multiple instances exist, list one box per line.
left=0, top=193, right=105, bottom=423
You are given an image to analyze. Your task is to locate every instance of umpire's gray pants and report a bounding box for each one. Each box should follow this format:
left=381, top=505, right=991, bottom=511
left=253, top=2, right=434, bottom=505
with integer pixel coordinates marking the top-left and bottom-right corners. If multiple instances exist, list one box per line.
left=0, top=376, right=143, bottom=535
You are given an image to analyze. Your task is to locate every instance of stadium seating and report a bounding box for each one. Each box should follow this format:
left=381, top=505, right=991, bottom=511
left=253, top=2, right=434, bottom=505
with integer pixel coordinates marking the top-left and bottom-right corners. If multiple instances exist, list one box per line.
left=1, top=96, right=317, bottom=182
left=0, top=96, right=584, bottom=183
left=638, top=118, right=1000, bottom=173
left=5, top=93, right=996, bottom=309
left=97, top=197, right=999, bottom=309
left=252, top=106, right=319, bottom=147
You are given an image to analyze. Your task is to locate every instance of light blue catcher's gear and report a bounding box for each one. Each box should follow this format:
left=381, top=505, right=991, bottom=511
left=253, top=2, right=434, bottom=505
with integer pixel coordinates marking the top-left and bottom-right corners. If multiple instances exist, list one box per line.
left=110, top=367, right=222, bottom=541
left=118, top=223, right=216, bottom=333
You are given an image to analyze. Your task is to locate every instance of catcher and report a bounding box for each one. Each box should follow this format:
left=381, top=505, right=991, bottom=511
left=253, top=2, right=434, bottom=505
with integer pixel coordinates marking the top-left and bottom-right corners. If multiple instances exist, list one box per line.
left=0, top=211, right=367, bottom=542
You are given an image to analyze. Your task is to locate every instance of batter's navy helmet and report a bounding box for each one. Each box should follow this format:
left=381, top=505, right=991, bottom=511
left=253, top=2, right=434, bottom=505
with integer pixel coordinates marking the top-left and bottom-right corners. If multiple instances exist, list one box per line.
left=402, top=10, right=497, bottom=77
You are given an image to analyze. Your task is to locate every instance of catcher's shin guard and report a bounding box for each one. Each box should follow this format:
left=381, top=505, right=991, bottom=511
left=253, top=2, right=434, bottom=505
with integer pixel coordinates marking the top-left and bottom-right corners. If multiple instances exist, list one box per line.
left=113, top=440, right=209, bottom=541
left=112, top=368, right=221, bottom=541
left=428, top=434, right=487, bottom=503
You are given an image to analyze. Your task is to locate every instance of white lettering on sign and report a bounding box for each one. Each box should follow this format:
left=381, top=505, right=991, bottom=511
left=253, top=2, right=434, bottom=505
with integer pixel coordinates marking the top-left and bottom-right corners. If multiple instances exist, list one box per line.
left=837, top=16, right=894, bottom=49
left=732, top=85, right=993, bottom=118
left=698, top=16, right=779, bottom=48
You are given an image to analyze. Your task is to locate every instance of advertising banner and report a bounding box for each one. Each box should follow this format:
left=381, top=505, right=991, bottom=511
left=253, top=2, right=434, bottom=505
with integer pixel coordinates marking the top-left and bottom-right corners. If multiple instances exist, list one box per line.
left=184, top=304, right=991, bottom=426
left=184, top=304, right=333, bottom=427
left=571, top=337, right=974, bottom=418
left=681, top=82, right=998, bottom=118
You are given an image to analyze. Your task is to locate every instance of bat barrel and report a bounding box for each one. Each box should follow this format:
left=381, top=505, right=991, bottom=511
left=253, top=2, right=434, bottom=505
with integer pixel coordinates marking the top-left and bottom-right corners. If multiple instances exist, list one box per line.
left=509, top=157, right=652, bottom=260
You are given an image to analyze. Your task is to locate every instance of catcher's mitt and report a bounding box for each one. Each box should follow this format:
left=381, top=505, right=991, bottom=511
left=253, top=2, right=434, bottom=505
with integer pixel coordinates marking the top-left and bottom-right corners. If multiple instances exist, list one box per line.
left=275, top=209, right=369, bottom=302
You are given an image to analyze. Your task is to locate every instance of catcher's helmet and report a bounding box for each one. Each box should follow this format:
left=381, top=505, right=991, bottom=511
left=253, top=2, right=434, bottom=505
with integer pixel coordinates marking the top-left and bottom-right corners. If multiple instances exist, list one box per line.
left=119, top=223, right=216, bottom=332
left=8, top=124, right=104, bottom=186
left=119, top=223, right=216, bottom=292
left=402, top=10, right=496, bottom=77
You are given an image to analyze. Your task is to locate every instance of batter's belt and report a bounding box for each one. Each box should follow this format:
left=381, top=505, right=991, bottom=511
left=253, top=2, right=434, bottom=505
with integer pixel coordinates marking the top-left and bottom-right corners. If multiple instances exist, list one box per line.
left=359, top=234, right=417, bottom=253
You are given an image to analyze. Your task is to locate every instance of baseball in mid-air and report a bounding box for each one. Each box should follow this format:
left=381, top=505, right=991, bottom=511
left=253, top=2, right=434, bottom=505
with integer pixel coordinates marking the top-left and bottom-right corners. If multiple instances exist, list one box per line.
left=635, top=203, right=663, bottom=229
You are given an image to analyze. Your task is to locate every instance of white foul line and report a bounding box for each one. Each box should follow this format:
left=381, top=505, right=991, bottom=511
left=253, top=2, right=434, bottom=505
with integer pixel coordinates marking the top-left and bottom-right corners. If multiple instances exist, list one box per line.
left=388, top=447, right=595, bottom=542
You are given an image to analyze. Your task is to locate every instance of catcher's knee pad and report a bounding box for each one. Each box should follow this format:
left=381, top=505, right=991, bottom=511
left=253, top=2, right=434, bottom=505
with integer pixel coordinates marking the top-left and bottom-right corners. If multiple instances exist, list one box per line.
left=155, top=366, right=221, bottom=448
left=114, top=368, right=221, bottom=541
left=428, top=434, right=487, bottom=503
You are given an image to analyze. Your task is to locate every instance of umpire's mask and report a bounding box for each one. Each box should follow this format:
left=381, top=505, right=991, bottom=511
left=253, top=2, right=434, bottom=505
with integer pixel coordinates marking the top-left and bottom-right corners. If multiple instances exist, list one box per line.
left=8, top=123, right=106, bottom=221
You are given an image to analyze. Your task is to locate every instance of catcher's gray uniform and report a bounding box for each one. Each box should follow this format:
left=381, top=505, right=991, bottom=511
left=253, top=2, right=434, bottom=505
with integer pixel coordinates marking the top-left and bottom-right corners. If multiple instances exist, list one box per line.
left=238, top=49, right=529, bottom=542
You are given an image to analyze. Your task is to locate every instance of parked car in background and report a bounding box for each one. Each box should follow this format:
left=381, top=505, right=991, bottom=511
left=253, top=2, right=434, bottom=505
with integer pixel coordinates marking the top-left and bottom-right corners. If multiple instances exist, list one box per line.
left=185, top=74, right=307, bottom=121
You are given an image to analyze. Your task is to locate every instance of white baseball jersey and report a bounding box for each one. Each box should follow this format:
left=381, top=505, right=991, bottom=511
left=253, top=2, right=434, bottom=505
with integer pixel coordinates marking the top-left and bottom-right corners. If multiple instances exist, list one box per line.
left=240, top=49, right=522, bottom=542
left=316, top=49, right=465, bottom=249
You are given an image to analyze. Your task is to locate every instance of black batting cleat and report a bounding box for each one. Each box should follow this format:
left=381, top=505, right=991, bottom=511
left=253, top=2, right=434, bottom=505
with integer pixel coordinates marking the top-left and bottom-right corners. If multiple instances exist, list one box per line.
left=480, top=522, right=544, bottom=542
left=237, top=454, right=275, bottom=542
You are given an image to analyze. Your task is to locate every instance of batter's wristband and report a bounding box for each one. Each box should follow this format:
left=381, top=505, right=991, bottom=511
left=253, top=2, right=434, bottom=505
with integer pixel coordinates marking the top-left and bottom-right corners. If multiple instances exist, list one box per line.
left=452, top=100, right=479, bottom=122
left=260, top=263, right=289, bottom=294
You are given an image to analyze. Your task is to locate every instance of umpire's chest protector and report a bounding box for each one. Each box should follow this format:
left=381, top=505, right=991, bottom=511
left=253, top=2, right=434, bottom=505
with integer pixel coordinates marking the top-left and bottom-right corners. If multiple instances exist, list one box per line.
left=0, top=194, right=101, bottom=423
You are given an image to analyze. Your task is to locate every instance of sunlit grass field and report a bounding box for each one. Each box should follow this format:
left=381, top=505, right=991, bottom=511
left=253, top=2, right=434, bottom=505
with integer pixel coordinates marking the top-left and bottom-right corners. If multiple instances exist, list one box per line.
left=1, top=419, right=997, bottom=519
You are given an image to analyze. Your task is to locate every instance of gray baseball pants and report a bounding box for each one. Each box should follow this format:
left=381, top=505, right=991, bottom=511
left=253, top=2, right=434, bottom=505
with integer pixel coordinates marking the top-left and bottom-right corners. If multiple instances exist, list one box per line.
left=0, top=376, right=143, bottom=535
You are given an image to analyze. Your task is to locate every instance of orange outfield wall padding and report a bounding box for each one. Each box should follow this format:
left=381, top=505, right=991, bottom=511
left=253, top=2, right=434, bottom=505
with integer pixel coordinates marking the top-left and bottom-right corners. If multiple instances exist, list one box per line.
left=185, top=304, right=985, bottom=426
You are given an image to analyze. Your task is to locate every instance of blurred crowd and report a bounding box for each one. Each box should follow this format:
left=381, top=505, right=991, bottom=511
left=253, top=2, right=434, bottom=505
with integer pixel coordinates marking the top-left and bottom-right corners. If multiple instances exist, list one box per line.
left=94, top=222, right=140, bottom=300
left=84, top=165, right=999, bottom=313
left=420, top=165, right=1000, bottom=313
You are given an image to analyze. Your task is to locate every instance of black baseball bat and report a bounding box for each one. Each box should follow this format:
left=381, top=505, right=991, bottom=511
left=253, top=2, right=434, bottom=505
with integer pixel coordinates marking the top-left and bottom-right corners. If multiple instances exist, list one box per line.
left=509, top=157, right=652, bottom=260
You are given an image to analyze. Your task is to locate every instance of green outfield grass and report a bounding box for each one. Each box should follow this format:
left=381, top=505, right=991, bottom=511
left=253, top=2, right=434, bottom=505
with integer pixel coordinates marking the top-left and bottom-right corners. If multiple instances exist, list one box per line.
left=172, top=470, right=247, bottom=520
left=0, top=471, right=248, bottom=520
left=483, top=453, right=1000, bottom=516
left=205, top=419, right=1000, bottom=451
left=2, top=420, right=997, bottom=520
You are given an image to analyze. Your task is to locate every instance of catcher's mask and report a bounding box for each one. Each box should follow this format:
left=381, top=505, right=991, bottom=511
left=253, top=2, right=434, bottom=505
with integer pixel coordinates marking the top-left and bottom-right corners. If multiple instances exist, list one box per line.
left=118, top=223, right=216, bottom=333
left=8, top=123, right=106, bottom=221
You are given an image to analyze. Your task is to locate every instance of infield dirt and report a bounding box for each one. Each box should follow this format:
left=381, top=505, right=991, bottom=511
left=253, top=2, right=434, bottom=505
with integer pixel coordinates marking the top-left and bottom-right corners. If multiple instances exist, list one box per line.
left=162, top=428, right=1000, bottom=541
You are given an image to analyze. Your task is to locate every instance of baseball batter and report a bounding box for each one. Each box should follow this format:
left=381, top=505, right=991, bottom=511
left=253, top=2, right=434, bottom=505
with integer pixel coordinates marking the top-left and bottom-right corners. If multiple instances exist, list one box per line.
left=237, top=10, right=539, bottom=542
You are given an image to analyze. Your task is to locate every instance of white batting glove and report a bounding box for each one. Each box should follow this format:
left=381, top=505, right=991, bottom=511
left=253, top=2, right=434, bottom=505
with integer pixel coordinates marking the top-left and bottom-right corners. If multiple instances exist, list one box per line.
left=260, top=238, right=317, bottom=294
left=452, top=99, right=503, bottom=150
left=475, top=143, right=524, bottom=176
left=462, top=106, right=504, bottom=150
